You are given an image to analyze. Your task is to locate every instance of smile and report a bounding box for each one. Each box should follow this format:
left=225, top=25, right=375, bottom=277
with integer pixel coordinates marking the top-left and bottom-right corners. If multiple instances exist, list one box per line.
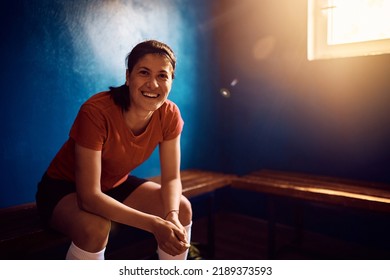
left=142, top=92, right=160, bottom=98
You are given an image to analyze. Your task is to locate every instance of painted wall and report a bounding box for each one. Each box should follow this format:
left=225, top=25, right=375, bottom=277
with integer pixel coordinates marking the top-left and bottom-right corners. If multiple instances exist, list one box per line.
left=0, top=0, right=219, bottom=207
left=212, top=0, right=390, bottom=183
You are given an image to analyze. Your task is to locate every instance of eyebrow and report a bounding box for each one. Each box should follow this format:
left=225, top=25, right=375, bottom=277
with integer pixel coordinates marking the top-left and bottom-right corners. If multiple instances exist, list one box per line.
left=137, top=66, right=170, bottom=74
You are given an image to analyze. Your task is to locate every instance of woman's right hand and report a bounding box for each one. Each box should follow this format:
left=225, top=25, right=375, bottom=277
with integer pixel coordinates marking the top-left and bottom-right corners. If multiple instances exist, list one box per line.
left=152, top=217, right=190, bottom=256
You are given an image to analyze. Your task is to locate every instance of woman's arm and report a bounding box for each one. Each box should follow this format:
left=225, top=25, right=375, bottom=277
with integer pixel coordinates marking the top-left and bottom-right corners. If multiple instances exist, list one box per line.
left=74, top=143, right=187, bottom=255
left=159, top=135, right=189, bottom=242
left=74, top=143, right=162, bottom=233
left=159, top=135, right=182, bottom=217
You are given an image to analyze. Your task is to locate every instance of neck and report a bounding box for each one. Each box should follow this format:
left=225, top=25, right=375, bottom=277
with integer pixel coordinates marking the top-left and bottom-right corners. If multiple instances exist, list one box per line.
left=123, top=109, right=153, bottom=136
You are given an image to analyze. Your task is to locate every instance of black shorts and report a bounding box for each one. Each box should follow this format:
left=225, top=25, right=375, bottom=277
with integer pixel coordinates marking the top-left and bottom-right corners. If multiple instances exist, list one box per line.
left=35, top=173, right=148, bottom=225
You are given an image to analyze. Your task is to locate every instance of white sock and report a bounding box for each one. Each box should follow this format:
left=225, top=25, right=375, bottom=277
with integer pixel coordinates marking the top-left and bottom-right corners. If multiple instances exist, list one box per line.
left=157, top=222, right=192, bottom=260
left=65, top=242, right=106, bottom=260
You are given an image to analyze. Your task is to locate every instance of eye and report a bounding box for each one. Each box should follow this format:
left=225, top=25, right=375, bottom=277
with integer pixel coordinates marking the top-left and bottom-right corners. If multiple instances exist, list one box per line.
left=138, top=69, right=150, bottom=76
left=158, top=73, right=169, bottom=80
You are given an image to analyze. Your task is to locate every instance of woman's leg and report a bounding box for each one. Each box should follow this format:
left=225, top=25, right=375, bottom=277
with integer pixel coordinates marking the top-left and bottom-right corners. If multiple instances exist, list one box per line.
left=123, top=181, right=192, bottom=228
left=50, top=193, right=111, bottom=260
left=122, top=181, right=192, bottom=259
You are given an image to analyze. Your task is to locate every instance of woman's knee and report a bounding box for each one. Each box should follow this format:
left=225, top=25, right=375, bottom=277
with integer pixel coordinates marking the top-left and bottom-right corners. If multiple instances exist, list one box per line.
left=77, top=215, right=111, bottom=250
left=179, top=195, right=192, bottom=225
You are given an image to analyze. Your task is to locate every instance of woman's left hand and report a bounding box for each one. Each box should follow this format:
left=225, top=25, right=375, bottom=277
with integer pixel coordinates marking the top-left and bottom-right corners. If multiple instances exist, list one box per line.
left=165, top=211, right=189, bottom=246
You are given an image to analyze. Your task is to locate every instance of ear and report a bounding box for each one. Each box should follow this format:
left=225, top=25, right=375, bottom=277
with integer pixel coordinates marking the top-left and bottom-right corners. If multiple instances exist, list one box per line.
left=125, top=69, right=130, bottom=86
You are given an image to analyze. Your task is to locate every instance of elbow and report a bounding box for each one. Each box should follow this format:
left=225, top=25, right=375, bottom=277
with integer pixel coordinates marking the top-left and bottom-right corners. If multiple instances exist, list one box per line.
left=77, top=197, right=90, bottom=212
left=76, top=194, right=97, bottom=213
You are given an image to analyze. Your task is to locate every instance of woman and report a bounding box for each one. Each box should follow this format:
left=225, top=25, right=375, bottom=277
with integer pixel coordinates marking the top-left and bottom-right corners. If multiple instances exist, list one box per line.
left=36, top=40, right=192, bottom=260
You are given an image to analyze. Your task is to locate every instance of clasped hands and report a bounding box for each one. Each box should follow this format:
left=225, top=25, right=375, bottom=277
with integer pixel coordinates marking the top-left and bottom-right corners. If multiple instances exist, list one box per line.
left=153, top=212, right=190, bottom=256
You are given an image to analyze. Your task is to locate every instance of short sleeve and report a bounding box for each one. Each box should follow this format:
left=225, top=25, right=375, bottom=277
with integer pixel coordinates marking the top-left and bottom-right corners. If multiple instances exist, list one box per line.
left=161, top=101, right=184, bottom=141
left=69, top=104, right=107, bottom=151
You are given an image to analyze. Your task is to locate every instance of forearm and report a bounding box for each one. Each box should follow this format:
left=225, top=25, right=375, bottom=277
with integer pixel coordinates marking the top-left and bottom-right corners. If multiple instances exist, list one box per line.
left=161, top=177, right=182, bottom=218
left=160, top=177, right=190, bottom=247
left=79, top=192, right=161, bottom=233
left=74, top=144, right=162, bottom=233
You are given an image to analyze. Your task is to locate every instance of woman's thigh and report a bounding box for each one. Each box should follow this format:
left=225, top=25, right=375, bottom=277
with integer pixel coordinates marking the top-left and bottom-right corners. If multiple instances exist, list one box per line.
left=122, top=181, right=165, bottom=218
left=50, top=193, right=111, bottom=251
left=123, top=181, right=192, bottom=225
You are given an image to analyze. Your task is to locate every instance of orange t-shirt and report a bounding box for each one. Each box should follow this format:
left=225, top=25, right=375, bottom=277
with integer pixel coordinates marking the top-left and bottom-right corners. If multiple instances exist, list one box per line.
left=46, top=91, right=184, bottom=191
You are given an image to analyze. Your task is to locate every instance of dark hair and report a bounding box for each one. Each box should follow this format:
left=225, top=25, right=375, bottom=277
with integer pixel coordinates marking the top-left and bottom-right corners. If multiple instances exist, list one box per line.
left=109, top=40, right=176, bottom=111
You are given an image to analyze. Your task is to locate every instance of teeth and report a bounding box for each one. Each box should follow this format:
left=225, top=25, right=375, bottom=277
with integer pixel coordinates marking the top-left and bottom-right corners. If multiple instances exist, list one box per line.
left=142, top=92, right=159, bottom=98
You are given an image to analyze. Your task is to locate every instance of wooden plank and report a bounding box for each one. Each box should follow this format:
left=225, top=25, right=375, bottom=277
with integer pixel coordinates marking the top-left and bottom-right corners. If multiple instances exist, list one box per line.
left=232, top=170, right=390, bottom=213
left=253, top=169, right=390, bottom=198
left=149, top=169, right=236, bottom=198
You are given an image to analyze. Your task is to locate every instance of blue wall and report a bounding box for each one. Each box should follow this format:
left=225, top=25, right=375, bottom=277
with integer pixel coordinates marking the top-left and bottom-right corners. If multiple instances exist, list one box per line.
left=0, top=0, right=219, bottom=207
left=212, top=0, right=390, bottom=183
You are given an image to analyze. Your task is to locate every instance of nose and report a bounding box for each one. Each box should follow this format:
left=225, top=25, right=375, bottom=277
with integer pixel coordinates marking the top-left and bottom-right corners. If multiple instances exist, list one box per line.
left=147, top=77, right=159, bottom=89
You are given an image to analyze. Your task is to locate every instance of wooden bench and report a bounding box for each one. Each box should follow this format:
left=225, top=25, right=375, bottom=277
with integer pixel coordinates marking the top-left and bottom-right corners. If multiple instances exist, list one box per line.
left=232, top=169, right=390, bottom=258
left=0, top=169, right=235, bottom=260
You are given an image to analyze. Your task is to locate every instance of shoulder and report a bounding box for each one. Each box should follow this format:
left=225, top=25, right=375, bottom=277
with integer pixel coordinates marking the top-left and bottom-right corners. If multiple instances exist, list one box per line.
left=80, top=91, right=118, bottom=115
left=158, top=100, right=181, bottom=117
left=157, top=100, right=184, bottom=140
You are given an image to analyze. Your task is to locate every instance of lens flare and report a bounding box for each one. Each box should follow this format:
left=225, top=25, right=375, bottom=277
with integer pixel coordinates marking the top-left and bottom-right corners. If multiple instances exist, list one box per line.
left=230, top=78, right=239, bottom=87
left=220, top=88, right=231, bottom=98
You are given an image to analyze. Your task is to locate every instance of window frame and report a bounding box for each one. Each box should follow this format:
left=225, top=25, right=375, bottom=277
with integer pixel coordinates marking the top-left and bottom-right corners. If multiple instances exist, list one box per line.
left=307, top=0, right=390, bottom=60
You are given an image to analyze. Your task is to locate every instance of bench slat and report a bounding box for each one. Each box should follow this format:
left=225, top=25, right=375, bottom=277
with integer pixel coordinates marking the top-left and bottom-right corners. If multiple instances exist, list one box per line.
left=149, top=169, right=235, bottom=198
left=233, top=170, right=390, bottom=212
left=253, top=169, right=390, bottom=198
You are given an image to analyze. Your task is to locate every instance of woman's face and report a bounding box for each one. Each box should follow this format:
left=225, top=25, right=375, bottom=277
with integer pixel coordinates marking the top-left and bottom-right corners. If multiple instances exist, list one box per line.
left=126, top=53, right=174, bottom=113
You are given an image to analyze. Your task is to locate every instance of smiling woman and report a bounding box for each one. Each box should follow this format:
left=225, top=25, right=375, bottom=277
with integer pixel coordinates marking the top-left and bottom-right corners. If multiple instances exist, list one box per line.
left=36, top=40, right=193, bottom=260
left=110, top=40, right=176, bottom=113
left=124, top=53, right=174, bottom=135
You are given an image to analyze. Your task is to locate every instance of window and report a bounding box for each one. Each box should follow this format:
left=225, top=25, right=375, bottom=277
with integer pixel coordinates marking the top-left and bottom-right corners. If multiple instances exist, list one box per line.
left=308, top=0, right=390, bottom=60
